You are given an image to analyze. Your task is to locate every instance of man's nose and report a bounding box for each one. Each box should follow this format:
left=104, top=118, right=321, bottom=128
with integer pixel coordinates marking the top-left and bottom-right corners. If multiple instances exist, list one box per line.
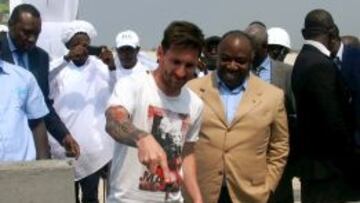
left=227, top=60, right=238, bottom=70
left=174, top=66, right=187, bottom=78
left=27, top=35, right=37, bottom=44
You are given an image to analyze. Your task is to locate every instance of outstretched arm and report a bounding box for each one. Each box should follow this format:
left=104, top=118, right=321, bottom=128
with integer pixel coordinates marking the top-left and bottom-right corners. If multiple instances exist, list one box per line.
left=105, top=105, right=172, bottom=182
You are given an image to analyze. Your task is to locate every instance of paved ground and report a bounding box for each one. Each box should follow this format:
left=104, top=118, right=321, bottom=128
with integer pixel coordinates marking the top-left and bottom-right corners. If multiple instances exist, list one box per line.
left=97, top=178, right=302, bottom=203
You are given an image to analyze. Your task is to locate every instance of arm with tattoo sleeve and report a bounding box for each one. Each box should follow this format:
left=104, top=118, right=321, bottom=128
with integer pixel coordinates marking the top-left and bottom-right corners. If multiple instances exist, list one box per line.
left=105, top=105, right=172, bottom=182
left=105, top=106, right=148, bottom=147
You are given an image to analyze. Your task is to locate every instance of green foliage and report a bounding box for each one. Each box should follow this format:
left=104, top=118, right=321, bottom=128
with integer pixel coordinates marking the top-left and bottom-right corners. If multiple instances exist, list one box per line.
left=0, top=2, right=9, bottom=13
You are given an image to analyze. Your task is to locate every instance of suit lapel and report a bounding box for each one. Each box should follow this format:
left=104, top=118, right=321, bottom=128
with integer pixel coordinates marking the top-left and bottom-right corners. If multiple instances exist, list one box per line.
left=0, top=34, right=15, bottom=64
left=199, top=73, right=227, bottom=125
left=28, top=49, right=37, bottom=72
left=270, top=59, right=282, bottom=87
left=230, top=74, right=262, bottom=127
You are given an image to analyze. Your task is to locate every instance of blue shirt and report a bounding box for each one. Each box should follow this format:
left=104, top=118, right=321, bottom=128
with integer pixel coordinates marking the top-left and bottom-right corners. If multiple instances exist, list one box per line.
left=0, top=60, right=49, bottom=162
left=216, top=72, right=247, bottom=124
left=257, top=55, right=271, bottom=83
left=7, top=33, right=30, bottom=69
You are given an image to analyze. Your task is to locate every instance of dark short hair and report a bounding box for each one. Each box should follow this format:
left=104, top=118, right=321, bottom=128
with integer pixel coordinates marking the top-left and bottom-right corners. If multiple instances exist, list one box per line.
left=341, top=35, right=360, bottom=48
left=302, top=9, right=336, bottom=39
left=245, top=23, right=268, bottom=48
left=248, top=21, right=267, bottom=29
left=205, top=36, right=221, bottom=48
left=161, top=21, right=204, bottom=55
left=8, top=4, right=41, bottom=26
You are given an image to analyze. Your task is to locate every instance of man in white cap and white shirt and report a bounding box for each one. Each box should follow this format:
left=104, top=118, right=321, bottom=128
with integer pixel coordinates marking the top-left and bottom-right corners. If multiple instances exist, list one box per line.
left=115, top=30, right=154, bottom=80
left=48, top=20, right=114, bottom=203
left=267, top=27, right=298, bottom=66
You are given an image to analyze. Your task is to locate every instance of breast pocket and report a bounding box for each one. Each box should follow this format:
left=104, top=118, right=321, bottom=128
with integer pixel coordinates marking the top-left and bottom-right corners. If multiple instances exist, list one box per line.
left=13, top=87, right=27, bottom=109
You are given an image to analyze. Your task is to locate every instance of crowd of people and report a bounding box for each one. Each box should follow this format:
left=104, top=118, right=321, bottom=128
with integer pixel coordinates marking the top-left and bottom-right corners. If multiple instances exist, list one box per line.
left=1, top=3, right=360, bottom=203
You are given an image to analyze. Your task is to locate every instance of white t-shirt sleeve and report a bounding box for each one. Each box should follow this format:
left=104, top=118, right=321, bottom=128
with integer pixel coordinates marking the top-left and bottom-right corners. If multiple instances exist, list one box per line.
left=25, top=74, right=49, bottom=119
left=107, top=75, right=138, bottom=116
left=185, top=97, right=204, bottom=142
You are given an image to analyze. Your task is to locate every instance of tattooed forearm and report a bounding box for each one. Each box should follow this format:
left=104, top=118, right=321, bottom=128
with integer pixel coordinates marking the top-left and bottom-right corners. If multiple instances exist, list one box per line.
left=105, top=106, right=148, bottom=147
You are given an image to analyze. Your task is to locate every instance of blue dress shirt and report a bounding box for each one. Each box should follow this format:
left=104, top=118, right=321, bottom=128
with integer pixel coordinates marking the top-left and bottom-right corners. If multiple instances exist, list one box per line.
left=0, top=60, right=49, bottom=161
left=257, top=56, right=271, bottom=83
left=216, top=72, right=247, bottom=124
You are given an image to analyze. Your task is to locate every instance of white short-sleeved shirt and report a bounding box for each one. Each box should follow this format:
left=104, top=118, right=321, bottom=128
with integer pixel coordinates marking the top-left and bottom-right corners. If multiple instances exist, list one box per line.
left=48, top=56, right=114, bottom=180
left=107, top=71, right=203, bottom=203
left=115, top=58, right=153, bottom=81
left=0, top=60, right=49, bottom=162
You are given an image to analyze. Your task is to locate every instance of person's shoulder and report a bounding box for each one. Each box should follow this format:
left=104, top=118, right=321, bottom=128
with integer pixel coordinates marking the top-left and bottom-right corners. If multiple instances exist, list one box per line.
left=296, top=48, right=333, bottom=70
left=186, top=73, right=212, bottom=91
left=137, top=61, right=153, bottom=70
left=180, top=86, right=204, bottom=116
left=251, top=74, right=283, bottom=97
left=301, top=44, right=330, bottom=61
left=184, top=86, right=204, bottom=106
left=89, top=55, right=104, bottom=65
left=130, top=70, right=150, bottom=81
left=272, top=59, right=293, bottom=71
left=344, top=46, right=360, bottom=58
left=116, top=70, right=150, bottom=88
left=2, top=60, right=36, bottom=82
left=88, top=55, right=109, bottom=72
left=33, top=46, right=50, bottom=58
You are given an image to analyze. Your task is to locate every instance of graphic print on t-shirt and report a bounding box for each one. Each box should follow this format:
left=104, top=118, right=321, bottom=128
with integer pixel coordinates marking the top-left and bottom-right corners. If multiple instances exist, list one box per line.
left=139, top=105, right=190, bottom=193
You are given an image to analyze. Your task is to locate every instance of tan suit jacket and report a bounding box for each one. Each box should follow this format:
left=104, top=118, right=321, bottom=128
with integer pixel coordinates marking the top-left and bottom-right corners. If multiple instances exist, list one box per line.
left=187, top=73, right=289, bottom=203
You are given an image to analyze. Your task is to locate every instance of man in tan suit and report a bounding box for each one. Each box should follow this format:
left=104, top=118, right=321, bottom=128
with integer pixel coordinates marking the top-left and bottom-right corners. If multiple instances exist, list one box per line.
left=187, top=30, right=289, bottom=203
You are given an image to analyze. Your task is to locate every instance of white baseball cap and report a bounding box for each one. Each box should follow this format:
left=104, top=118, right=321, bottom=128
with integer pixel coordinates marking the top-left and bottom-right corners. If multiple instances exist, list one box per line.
left=116, top=30, right=140, bottom=48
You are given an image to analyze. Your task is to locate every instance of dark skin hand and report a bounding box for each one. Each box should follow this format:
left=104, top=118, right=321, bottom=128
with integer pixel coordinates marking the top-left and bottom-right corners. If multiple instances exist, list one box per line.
left=64, top=44, right=89, bottom=67
left=99, top=47, right=116, bottom=71
left=62, top=134, right=80, bottom=159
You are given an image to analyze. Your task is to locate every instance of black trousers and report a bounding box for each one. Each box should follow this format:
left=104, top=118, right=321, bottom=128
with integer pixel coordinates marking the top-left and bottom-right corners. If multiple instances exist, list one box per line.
left=301, top=176, right=350, bottom=203
left=268, top=163, right=296, bottom=203
left=75, top=169, right=101, bottom=203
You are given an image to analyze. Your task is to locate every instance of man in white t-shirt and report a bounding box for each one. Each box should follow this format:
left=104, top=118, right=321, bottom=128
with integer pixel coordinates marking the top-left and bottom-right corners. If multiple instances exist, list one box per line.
left=114, top=30, right=155, bottom=80
left=105, top=21, right=205, bottom=203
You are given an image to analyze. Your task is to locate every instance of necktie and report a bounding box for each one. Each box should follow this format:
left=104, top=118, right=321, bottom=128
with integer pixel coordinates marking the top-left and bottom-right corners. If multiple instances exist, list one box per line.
left=253, top=66, right=264, bottom=76
left=15, top=50, right=26, bottom=69
left=333, top=56, right=342, bottom=70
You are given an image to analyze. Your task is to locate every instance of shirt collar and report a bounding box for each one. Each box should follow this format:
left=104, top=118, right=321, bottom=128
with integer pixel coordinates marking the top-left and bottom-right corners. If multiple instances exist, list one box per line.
left=215, top=71, right=248, bottom=93
left=305, top=40, right=331, bottom=57
left=336, top=42, right=344, bottom=61
left=0, top=60, right=9, bottom=74
left=6, top=32, right=17, bottom=53
left=259, top=55, right=271, bottom=70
